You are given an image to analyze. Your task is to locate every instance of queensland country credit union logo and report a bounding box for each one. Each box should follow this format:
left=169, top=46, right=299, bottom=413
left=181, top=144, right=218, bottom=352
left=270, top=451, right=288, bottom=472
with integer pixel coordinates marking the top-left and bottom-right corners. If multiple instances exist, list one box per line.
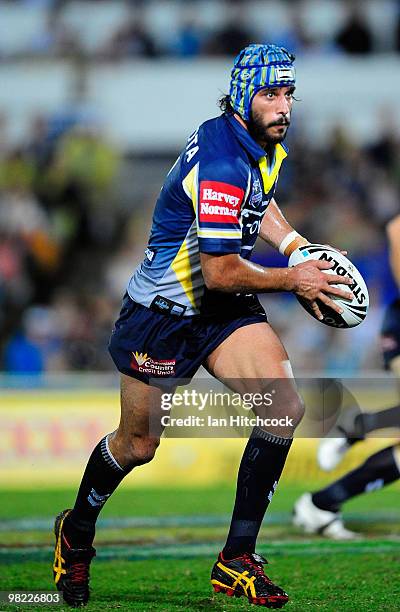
left=131, top=351, right=176, bottom=376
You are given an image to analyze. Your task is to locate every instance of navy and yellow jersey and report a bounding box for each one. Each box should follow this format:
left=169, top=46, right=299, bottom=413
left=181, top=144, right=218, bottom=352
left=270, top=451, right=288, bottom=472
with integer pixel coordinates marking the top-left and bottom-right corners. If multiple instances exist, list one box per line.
left=128, top=113, right=288, bottom=316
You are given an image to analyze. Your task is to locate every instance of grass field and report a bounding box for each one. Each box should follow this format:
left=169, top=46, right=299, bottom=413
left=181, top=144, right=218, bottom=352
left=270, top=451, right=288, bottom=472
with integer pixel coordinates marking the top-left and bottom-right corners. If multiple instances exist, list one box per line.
left=1, top=482, right=399, bottom=611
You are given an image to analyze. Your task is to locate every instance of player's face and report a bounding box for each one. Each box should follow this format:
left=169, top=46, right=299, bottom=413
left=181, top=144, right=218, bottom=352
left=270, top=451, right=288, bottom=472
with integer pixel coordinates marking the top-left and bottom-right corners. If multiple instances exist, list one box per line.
left=248, top=86, right=295, bottom=147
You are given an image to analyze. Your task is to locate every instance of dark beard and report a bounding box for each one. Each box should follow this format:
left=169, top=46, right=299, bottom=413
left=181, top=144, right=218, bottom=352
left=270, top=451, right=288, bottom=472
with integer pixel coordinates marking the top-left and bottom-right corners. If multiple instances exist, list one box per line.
left=247, top=108, right=290, bottom=149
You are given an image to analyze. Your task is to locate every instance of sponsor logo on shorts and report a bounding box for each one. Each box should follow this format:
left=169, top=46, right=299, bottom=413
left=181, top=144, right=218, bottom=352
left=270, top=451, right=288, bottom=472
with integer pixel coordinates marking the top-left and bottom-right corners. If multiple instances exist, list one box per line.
left=131, top=351, right=176, bottom=376
left=199, top=181, right=244, bottom=224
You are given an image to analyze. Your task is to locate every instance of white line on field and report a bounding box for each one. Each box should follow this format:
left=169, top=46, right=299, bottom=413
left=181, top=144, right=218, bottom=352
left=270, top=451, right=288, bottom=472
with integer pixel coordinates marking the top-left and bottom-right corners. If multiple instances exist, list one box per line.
left=0, top=540, right=399, bottom=562
left=0, top=511, right=399, bottom=532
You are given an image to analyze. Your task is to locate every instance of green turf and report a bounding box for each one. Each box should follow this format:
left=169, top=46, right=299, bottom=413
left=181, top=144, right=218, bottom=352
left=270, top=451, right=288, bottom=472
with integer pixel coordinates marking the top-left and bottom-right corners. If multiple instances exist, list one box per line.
left=1, top=549, right=399, bottom=611
left=1, top=482, right=399, bottom=520
left=1, top=484, right=399, bottom=610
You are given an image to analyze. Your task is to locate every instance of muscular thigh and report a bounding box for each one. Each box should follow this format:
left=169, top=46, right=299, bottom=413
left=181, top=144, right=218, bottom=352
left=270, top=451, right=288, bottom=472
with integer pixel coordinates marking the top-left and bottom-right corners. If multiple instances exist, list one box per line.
left=206, top=322, right=292, bottom=384
left=205, top=322, right=301, bottom=433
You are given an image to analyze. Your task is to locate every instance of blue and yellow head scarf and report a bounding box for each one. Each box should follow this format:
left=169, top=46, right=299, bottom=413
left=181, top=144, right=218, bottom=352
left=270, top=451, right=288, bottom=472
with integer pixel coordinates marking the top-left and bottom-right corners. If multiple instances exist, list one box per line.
left=229, top=44, right=296, bottom=121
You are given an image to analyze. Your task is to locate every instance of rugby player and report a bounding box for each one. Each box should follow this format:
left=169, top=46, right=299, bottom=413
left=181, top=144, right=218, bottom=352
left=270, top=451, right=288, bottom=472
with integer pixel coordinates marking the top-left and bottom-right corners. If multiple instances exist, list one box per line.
left=53, top=44, right=353, bottom=608
left=294, top=214, right=400, bottom=539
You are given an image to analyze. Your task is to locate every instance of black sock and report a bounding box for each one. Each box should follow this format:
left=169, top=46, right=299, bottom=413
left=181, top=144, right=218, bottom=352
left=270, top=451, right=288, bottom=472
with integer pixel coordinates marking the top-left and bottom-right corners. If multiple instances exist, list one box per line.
left=222, top=427, right=292, bottom=560
left=354, top=405, right=400, bottom=436
left=312, top=445, right=400, bottom=512
left=344, top=405, right=400, bottom=447
left=63, top=434, right=131, bottom=547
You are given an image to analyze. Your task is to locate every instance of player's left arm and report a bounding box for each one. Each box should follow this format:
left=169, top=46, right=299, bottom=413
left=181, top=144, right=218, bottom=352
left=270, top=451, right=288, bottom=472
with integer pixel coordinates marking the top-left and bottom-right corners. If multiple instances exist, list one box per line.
left=259, top=198, right=348, bottom=258
left=258, top=197, right=309, bottom=256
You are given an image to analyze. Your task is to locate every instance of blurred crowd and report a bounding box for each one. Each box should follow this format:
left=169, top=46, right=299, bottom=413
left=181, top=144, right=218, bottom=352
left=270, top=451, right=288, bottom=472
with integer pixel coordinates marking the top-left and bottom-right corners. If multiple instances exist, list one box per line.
left=0, top=108, right=124, bottom=373
left=1, top=0, right=400, bottom=59
left=0, top=102, right=399, bottom=375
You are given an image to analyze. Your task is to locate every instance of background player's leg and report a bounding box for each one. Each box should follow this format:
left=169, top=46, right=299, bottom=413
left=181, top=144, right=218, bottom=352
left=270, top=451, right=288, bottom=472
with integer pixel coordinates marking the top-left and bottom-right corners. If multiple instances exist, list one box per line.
left=348, top=405, right=400, bottom=439
left=357, top=354, right=400, bottom=436
left=318, top=354, right=400, bottom=472
left=311, top=444, right=400, bottom=512
left=205, top=322, right=304, bottom=558
left=64, top=374, right=166, bottom=546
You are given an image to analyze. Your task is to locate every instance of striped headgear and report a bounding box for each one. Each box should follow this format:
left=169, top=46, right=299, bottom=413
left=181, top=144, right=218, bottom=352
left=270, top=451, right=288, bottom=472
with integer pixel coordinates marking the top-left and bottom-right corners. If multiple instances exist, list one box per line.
left=229, top=44, right=296, bottom=121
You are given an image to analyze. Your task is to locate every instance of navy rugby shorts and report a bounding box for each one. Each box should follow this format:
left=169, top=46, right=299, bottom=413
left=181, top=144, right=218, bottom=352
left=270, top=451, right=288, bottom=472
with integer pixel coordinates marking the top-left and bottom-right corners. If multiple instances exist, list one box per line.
left=108, top=292, right=267, bottom=387
left=381, top=298, right=400, bottom=369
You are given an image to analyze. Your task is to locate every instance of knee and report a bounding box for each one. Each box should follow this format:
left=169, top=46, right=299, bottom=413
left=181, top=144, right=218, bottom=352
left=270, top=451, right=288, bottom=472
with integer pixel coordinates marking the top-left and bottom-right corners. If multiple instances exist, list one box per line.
left=258, top=383, right=305, bottom=434
left=128, top=437, right=160, bottom=467
left=112, top=434, right=160, bottom=469
left=286, top=393, right=305, bottom=430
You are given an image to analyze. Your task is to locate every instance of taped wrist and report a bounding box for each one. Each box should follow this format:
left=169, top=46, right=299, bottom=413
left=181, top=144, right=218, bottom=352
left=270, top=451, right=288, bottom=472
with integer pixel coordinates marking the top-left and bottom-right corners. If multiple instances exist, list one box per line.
left=279, top=231, right=309, bottom=256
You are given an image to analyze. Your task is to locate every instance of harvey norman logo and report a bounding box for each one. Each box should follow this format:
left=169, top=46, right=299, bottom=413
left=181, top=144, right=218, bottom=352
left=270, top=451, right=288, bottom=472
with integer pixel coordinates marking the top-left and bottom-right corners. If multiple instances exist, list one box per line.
left=200, top=202, right=239, bottom=217
left=199, top=180, right=244, bottom=224
left=202, top=188, right=241, bottom=207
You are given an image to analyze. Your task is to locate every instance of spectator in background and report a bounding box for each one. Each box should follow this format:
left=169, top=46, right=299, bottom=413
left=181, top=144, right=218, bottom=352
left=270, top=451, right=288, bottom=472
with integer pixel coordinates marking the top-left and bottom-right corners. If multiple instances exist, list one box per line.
left=50, top=290, right=113, bottom=371
left=0, top=186, right=49, bottom=238
left=29, top=7, right=81, bottom=57
left=334, top=2, right=373, bottom=54
left=396, top=5, right=400, bottom=53
left=0, top=148, right=35, bottom=193
left=0, top=186, right=61, bottom=302
left=105, top=13, right=157, bottom=59
left=51, top=123, right=119, bottom=197
left=3, top=305, right=64, bottom=374
left=1, top=0, right=398, bottom=60
left=262, top=11, right=315, bottom=56
left=203, top=2, right=253, bottom=56
left=172, top=14, right=204, bottom=57
left=0, top=231, right=34, bottom=312
left=0, top=113, right=10, bottom=161
left=24, top=115, right=53, bottom=176
left=48, top=120, right=120, bottom=247
left=20, top=1, right=60, bottom=7
left=104, top=213, right=150, bottom=302
left=367, top=108, right=400, bottom=174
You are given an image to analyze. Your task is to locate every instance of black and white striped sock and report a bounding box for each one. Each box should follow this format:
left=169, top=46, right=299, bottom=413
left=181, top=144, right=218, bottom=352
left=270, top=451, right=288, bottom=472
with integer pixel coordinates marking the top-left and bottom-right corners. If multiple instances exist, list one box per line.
left=64, top=435, right=130, bottom=547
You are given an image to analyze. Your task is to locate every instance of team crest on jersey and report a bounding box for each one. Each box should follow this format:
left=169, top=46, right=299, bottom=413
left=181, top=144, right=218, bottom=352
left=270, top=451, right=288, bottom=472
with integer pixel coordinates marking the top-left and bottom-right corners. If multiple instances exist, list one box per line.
left=131, top=352, right=176, bottom=376
left=199, top=181, right=244, bottom=224
left=250, top=178, right=263, bottom=207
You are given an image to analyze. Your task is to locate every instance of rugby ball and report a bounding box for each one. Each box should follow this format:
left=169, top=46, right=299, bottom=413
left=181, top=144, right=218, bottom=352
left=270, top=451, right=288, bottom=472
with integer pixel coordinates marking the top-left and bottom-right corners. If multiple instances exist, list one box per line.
left=288, top=244, right=369, bottom=328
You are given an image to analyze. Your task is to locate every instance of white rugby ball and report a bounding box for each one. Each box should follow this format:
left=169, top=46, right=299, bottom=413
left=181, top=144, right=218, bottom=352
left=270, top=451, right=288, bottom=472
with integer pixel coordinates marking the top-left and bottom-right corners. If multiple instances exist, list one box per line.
left=288, top=244, right=369, bottom=328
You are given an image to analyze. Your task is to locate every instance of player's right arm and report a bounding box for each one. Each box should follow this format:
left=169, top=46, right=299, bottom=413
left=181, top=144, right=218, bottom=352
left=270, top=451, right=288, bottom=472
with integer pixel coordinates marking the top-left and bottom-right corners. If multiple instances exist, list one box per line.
left=386, top=214, right=400, bottom=289
left=200, top=253, right=352, bottom=317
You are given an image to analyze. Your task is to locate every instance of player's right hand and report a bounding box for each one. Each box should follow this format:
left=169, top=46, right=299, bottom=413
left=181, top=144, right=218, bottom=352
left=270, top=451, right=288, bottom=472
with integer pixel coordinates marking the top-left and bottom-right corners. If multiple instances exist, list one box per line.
left=288, top=260, right=354, bottom=321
